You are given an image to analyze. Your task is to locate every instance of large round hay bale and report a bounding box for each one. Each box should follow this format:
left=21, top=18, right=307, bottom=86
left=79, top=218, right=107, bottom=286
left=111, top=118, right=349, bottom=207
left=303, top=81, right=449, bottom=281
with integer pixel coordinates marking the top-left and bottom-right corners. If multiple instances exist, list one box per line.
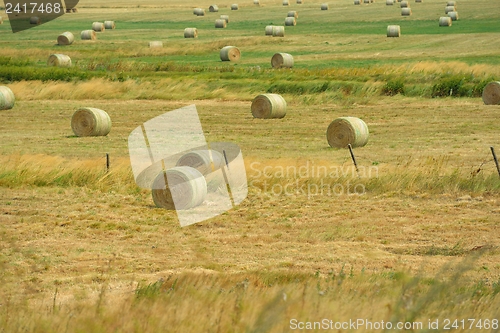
left=71, top=107, right=111, bottom=137
left=439, top=16, right=452, bottom=26
left=215, top=19, right=227, bottom=28
left=220, top=15, right=229, bottom=23
left=209, top=5, right=219, bottom=12
left=193, top=8, right=205, bottom=16
left=444, top=5, right=455, bottom=13
left=57, top=31, right=74, bottom=45
left=254, top=0, right=260, bottom=5
left=400, top=1, right=409, bottom=7
left=448, top=11, right=458, bottom=20
left=176, top=150, right=225, bottom=192
left=149, top=41, right=163, bottom=48
left=285, top=17, right=296, bottom=26
left=283, top=0, right=289, bottom=5
left=401, top=8, right=412, bottom=15
left=104, top=21, right=115, bottom=29
left=272, top=26, right=285, bottom=37
left=387, top=25, right=400, bottom=37
left=152, top=166, right=207, bottom=210
left=251, top=94, right=287, bottom=119
left=184, top=28, right=198, bottom=38
left=30, top=17, right=41, bottom=25
left=386, top=0, right=394, bottom=5
left=0, top=86, right=15, bottom=111
left=271, top=53, right=294, bottom=68
left=354, top=0, right=361, bottom=4
left=326, top=117, right=369, bottom=149
left=265, top=25, right=274, bottom=35
left=220, top=46, right=241, bottom=61
left=47, top=54, right=72, bottom=67
left=288, top=11, right=298, bottom=18
left=81, top=30, right=96, bottom=40
left=231, top=4, right=239, bottom=10
left=321, top=3, right=329, bottom=10
left=482, top=82, right=500, bottom=105
left=92, top=22, right=105, bottom=32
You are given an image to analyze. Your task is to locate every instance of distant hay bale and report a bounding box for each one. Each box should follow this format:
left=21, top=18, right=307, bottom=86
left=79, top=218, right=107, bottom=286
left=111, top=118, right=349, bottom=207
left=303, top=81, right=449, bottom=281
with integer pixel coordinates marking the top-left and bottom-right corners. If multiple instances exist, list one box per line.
left=446, top=1, right=456, bottom=6
left=209, top=5, right=219, bottom=12
left=362, top=0, right=369, bottom=3
left=415, top=0, right=422, bottom=2
left=400, top=1, right=409, bottom=7
left=254, top=0, right=260, bottom=5
left=220, top=46, right=241, bottom=61
left=57, top=31, right=74, bottom=45
left=386, top=0, right=394, bottom=5
left=444, top=5, right=455, bottom=14
left=231, top=4, right=239, bottom=10
left=0, top=86, right=15, bottom=111
left=297, top=0, right=303, bottom=3
left=387, top=25, right=400, bottom=37
left=92, top=22, right=105, bottom=32
left=401, top=8, right=412, bottom=15
left=482, top=81, right=500, bottom=105
left=354, top=0, right=360, bottom=4
left=104, top=21, right=115, bottom=29
left=30, top=17, right=41, bottom=25
left=439, top=16, right=452, bottom=26
left=215, top=19, right=227, bottom=28
left=326, top=117, right=369, bottom=149
left=321, top=3, right=329, bottom=10
left=265, top=25, right=274, bottom=35
left=251, top=94, right=287, bottom=119
left=288, top=11, right=298, bottom=18
left=151, top=166, right=207, bottom=210
left=271, top=52, right=294, bottom=68
left=148, top=41, right=163, bottom=48
left=184, top=28, right=198, bottom=38
left=47, top=54, right=72, bottom=67
left=176, top=150, right=225, bottom=192
left=285, top=17, right=296, bottom=26
left=71, top=107, right=111, bottom=137
left=220, top=15, right=229, bottom=23
left=81, top=30, right=96, bottom=40
left=283, top=0, right=289, bottom=5
left=272, top=26, right=285, bottom=37
left=448, top=11, right=458, bottom=20
left=193, top=8, right=205, bottom=16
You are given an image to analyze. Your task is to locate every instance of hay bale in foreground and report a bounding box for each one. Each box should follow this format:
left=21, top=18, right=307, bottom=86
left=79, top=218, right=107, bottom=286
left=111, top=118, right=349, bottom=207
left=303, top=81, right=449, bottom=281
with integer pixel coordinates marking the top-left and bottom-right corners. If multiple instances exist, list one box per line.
left=30, top=17, right=41, bottom=25
left=387, top=25, right=400, bottom=37
left=251, top=94, right=287, bottom=119
left=152, top=166, right=207, bottom=210
left=220, top=15, right=229, bottom=23
left=326, top=117, right=369, bottom=148
left=482, top=81, right=500, bottom=105
left=401, top=8, right=412, bottom=15
left=57, top=31, right=75, bottom=45
left=288, top=11, right=298, bottom=18
left=92, top=22, right=105, bottom=32
left=271, top=53, right=294, bottom=68
left=0, top=86, right=15, bottom=110
left=220, top=46, right=241, bottom=61
left=184, top=28, right=198, bottom=38
left=272, top=26, right=285, bottom=37
left=193, top=8, right=205, bottom=16
left=439, top=16, right=452, bottom=26
left=104, top=21, right=115, bottom=29
left=149, top=41, right=163, bottom=48
left=215, top=19, right=227, bottom=28
left=81, top=30, right=96, bottom=40
left=321, top=3, right=329, bottom=10
left=231, top=4, right=239, bottom=10
left=285, top=17, right=296, bottom=26
left=176, top=150, right=225, bottom=192
left=47, top=54, right=72, bottom=67
left=209, top=5, right=219, bottom=12
left=448, top=11, right=458, bottom=20
left=71, top=107, right=111, bottom=137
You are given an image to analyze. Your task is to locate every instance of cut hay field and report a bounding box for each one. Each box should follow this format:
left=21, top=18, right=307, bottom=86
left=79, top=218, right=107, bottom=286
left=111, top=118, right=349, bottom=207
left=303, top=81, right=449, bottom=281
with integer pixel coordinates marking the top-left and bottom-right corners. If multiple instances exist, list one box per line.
left=1, top=0, right=500, bottom=332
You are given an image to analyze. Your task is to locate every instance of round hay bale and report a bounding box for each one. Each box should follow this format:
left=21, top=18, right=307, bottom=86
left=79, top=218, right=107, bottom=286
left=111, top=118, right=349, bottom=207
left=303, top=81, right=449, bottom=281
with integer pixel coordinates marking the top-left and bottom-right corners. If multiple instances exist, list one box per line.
left=104, top=21, right=115, bottom=29
left=176, top=150, right=225, bottom=192
left=283, top=0, right=289, bottom=5
left=184, top=28, right=198, bottom=38
left=148, top=41, right=163, bottom=48
left=0, top=86, right=15, bottom=110
left=354, top=0, right=361, bottom=4
left=215, top=19, right=227, bottom=28
left=265, top=25, right=274, bottom=35
left=152, top=166, right=207, bottom=210
left=401, top=8, right=412, bottom=15
left=326, top=117, right=369, bottom=149
left=271, top=52, right=294, bottom=68
left=92, top=22, right=105, bottom=32
left=439, top=16, right=452, bottom=26
left=285, top=17, right=296, bottom=26
left=220, top=14, right=229, bottom=23
left=30, top=17, right=41, bottom=25
left=209, top=5, right=219, bottom=12
left=400, top=1, right=409, bottom=7
left=231, top=4, right=239, bottom=10
left=386, top=0, right=394, bottom=5
left=297, top=0, right=303, bottom=3
left=287, top=11, right=298, bottom=18
left=47, top=54, right=72, bottom=67
left=193, top=8, right=205, bottom=16
left=446, top=1, right=456, bottom=6
left=81, top=30, right=96, bottom=40
left=363, top=0, right=369, bottom=3
left=57, top=31, right=75, bottom=45
left=220, top=46, right=241, bottom=61
left=482, top=81, right=500, bottom=105
left=448, top=11, right=458, bottom=20
left=254, top=0, right=260, bottom=5
left=251, top=94, right=287, bottom=119
left=387, top=25, right=400, bottom=37
left=71, top=107, right=111, bottom=137
left=445, top=5, right=455, bottom=14
left=272, top=26, right=285, bottom=37
left=321, top=3, right=329, bottom=10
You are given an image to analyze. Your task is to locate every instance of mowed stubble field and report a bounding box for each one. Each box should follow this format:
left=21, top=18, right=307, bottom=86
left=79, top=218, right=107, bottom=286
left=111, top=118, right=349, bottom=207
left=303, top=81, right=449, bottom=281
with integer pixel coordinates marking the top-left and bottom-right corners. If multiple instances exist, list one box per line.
left=1, top=0, right=500, bottom=332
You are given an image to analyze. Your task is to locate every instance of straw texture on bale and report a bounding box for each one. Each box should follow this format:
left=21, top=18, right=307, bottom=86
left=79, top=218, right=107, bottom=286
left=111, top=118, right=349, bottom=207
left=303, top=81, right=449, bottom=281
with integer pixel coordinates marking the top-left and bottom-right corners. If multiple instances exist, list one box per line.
left=176, top=150, right=225, bottom=192
left=283, top=0, right=289, bottom=6
left=81, top=30, right=96, bottom=40
left=321, top=3, right=329, bottom=10
left=387, top=25, right=400, bottom=37
left=285, top=17, right=296, bottom=26
left=265, top=25, right=274, bottom=35
left=251, top=94, right=287, bottom=119
left=231, top=4, right=238, bottom=10
left=57, top=31, right=74, bottom=45
left=47, top=54, right=72, bottom=68
left=386, top=0, right=394, bottom=5
left=71, top=107, right=111, bottom=137
left=152, top=167, right=207, bottom=210
left=482, top=81, right=500, bottom=105
left=448, top=11, right=458, bottom=20
left=209, top=5, right=219, bottom=12
left=184, top=28, right=198, bottom=38
left=400, top=1, right=409, bottom=7
left=92, top=22, right=105, bottom=32
left=401, top=8, right=412, bottom=15
left=0, top=86, right=15, bottom=111
left=30, top=17, right=41, bottom=25
left=288, top=11, right=298, bottom=18
left=148, top=41, right=163, bottom=48
left=220, top=14, right=229, bottom=23
left=104, top=21, right=115, bottom=29
left=326, top=117, right=369, bottom=149
left=439, top=16, right=452, bottom=26
left=444, top=5, right=455, bottom=14
left=272, top=26, right=285, bottom=37
left=220, top=46, right=241, bottom=61
left=271, top=53, right=294, bottom=68
left=215, top=19, right=227, bottom=28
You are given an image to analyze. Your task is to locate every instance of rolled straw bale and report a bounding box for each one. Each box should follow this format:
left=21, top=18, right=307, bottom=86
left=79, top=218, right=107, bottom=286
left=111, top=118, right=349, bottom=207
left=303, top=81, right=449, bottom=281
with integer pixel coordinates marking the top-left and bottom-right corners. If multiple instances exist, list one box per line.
left=297, top=0, right=303, bottom=3
left=71, top=107, right=111, bottom=137
left=57, top=31, right=74, bottom=45
left=387, top=25, right=400, bottom=37
left=30, top=17, right=41, bottom=25
left=81, top=30, right=96, bottom=40
left=0, top=86, right=15, bottom=110
left=151, top=166, right=207, bottom=210
left=92, top=22, right=105, bottom=32
left=251, top=94, right=287, bottom=119
left=254, top=0, right=260, bottom=5
left=354, top=0, right=360, bottom=4
left=400, top=1, right=409, bottom=7
left=401, top=8, right=412, bottom=15
left=283, top=0, right=289, bottom=5
left=220, top=46, right=241, bottom=61
left=439, top=16, right=452, bottom=26
left=220, top=14, right=229, bottom=23
left=149, top=41, right=163, bottom=48
left=285, top=17, right=296, bottom=26
left=184, top=28, right=198, bottom=38
left=231, top=4, right=239, bottom=10
left=272, top=26, right=285, bottom=37
left=176, top=150, right=225, bottom=192
left=193, top=8, right=205, bottom=16
left=386, top=0, right=394, bottom=5
left=448, top=11, right=458, bottom=20
left=104, top=21, right=115, bottom=29
left=446, top=1, right=456, bottom=6
left=215, top=19, right=227, bottom=28
left=321, top=3, right=329, bottom=10
left=326, top=117, right=369, bottom=149
left=444, top=5, right=455, bottom=13
left=288, top=11, right=299, bottom=18
left=271, top=52, right=293, bottom=68
left=363, top=0, right=369, bottom=3
left=47, top=54, right=72, bottom=67
left=209, top=5, right=219, bottom=12
left=265, top=25, right=274, bottom=35
left=482, top=81, right=500, bottom=105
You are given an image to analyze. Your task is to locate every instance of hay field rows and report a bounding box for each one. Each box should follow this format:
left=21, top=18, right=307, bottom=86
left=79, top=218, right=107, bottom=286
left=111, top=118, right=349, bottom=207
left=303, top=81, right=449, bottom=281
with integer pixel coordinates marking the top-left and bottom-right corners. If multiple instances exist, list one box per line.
left=1, top=0, right=500, bottom=332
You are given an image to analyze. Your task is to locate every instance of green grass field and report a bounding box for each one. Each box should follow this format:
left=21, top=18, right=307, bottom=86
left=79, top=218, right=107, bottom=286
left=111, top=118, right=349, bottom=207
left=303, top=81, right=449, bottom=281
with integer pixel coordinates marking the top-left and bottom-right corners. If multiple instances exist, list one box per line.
left=1, top=0, right=500, bottom=332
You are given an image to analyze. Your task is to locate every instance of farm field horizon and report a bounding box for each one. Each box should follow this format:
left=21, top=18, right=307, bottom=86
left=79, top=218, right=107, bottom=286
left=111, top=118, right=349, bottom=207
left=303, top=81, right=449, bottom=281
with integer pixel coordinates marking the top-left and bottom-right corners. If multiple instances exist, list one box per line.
left=1, top=0, right=500, bottom=332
